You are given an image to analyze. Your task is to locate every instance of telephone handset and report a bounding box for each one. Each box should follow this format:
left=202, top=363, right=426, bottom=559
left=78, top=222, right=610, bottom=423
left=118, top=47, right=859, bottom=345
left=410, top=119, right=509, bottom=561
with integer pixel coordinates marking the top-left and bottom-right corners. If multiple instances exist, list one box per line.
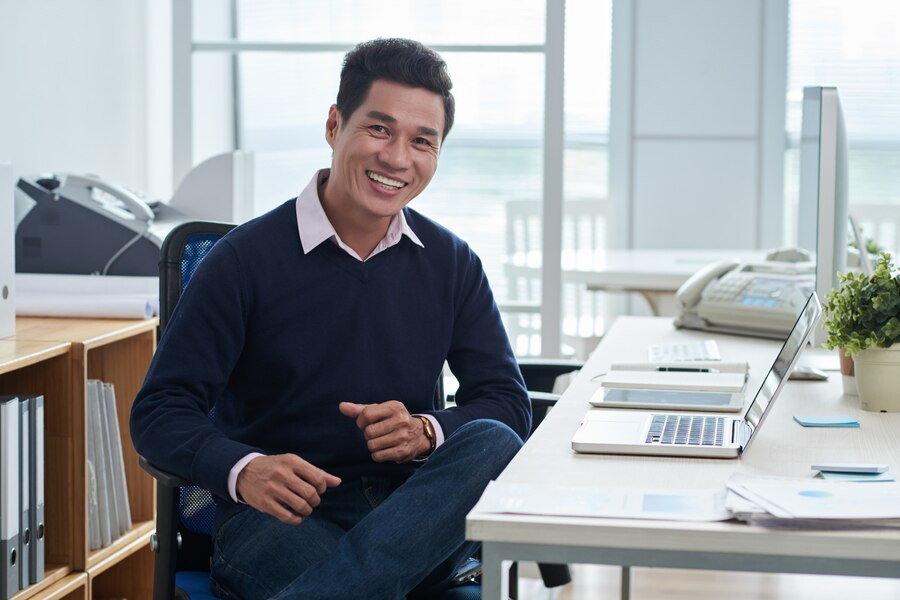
left=64, top=174, right=155, bottom=223
left=675, top=250, right=815, bottom=339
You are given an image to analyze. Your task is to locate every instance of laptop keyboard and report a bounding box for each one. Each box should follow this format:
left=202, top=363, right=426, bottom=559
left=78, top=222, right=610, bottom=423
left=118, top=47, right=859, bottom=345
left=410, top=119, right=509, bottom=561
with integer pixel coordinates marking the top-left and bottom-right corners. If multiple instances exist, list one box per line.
left=645, top=414, right=727, bottom=446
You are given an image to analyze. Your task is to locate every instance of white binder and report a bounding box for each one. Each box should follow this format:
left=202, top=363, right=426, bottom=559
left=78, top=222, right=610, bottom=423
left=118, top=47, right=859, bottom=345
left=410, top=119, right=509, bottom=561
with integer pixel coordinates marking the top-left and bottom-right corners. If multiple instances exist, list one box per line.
left=103, top=384, right=132, bottom=534
left=17, top=398, right=30, bottom=588
left=0, top=396, right=20, bottom=600
left=26, top=396, right=44, bottom=584
left=97, top=387, right=121, bottom=540
left=87, top=381, right=111, bottom=548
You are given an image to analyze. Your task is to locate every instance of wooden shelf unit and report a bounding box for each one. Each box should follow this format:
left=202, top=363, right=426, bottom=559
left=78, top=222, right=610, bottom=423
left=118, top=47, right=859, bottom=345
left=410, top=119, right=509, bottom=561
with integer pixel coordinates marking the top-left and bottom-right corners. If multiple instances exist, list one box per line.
left=3, top=318, right=158, bottom=600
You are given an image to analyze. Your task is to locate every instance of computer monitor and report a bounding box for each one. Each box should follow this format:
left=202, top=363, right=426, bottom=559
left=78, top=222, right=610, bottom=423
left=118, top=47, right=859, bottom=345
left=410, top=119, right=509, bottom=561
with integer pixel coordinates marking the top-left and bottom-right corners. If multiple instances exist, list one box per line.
left=796, top=86, right=848, bottom=345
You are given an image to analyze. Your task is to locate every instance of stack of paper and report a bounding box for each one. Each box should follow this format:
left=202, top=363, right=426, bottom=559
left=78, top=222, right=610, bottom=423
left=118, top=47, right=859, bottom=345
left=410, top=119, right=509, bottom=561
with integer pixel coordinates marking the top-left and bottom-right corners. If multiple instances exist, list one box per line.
left=475, top=481, right=732, bottom=522
left=601, top=361, right=749, bottom=393
left=15, top=274, right=158, bottom=319
left=87, top=380, right=133, bottom=550
left=726, top=475, right=900, bottom=529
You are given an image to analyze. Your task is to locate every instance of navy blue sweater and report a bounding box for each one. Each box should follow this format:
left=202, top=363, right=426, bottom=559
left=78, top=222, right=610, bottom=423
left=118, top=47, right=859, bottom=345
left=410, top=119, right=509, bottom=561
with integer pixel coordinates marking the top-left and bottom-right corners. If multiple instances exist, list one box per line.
left=131, top=200, right=530, bottom=531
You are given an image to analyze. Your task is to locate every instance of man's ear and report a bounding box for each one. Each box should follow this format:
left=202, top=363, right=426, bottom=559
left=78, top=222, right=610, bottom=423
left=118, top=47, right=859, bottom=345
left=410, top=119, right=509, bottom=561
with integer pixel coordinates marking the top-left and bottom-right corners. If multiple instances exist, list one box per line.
left=325, top=105, right=341, bottom=149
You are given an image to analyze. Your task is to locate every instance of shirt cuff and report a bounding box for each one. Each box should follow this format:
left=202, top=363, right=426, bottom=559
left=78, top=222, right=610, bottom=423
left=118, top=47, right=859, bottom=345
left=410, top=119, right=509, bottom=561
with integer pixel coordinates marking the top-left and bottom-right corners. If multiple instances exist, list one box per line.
left=228, top=452, right=266, bottom=503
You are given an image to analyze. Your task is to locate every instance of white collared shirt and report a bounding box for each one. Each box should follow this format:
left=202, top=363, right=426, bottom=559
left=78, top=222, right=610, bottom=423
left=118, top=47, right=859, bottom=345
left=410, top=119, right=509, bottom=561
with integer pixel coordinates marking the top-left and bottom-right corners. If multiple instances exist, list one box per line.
left=296, top=169, right=424, bottom=261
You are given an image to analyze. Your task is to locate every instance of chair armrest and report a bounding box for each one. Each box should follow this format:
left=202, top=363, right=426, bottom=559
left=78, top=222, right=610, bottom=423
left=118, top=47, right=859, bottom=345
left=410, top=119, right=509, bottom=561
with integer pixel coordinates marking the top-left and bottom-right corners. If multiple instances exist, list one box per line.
left=139, top=455, right=192, bottom=488
left=518, top=358, right=584, bottom=392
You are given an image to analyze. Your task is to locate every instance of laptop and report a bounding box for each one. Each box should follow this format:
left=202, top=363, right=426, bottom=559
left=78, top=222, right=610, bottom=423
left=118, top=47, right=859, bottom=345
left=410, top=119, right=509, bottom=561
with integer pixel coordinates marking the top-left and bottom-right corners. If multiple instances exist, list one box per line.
left=572, top=292, right=822, bottom=458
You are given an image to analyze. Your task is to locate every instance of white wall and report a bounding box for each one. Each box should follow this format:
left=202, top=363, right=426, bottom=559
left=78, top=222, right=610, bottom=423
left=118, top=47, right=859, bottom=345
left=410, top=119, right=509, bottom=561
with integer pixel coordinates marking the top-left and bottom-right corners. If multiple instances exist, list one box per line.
left=0, top=0, right=172, bottom=199
left=610, top=0, right=788, bottom=250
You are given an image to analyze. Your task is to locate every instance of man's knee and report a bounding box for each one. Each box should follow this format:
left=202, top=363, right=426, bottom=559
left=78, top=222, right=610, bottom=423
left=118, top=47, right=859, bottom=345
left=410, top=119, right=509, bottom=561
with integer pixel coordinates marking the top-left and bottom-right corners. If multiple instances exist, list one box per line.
left=451, top=419, right=524, bottom=468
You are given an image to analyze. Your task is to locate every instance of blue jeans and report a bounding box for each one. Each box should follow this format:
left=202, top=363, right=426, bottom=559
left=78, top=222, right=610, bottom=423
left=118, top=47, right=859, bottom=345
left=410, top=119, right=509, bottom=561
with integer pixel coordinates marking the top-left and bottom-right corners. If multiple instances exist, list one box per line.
left=210, top=419, right=523, bottom=600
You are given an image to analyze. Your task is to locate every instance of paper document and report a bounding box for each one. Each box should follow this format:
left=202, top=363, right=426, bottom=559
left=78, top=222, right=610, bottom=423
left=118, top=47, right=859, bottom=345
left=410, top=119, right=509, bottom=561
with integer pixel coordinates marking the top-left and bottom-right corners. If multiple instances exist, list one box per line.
left=601, top=370, right=746, bottom=393
left=17, top=293, right=155, bottom=319
left=727, top=476, right=900, bottom=520
left=474, top=481, right=731, bottom=522
left=15, top=273, right=158, bottom=319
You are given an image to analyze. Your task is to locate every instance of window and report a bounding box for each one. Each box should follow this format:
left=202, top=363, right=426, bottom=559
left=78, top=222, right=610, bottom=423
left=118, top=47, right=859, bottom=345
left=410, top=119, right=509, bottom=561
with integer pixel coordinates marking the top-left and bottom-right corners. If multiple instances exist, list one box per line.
left=183, top=0, right=613, bottom=356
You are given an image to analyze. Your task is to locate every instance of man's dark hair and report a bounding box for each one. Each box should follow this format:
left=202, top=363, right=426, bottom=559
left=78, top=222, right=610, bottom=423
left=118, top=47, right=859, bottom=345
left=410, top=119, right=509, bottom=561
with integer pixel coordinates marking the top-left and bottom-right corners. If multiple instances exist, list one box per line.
left=337, top=38, right=455, bottom=140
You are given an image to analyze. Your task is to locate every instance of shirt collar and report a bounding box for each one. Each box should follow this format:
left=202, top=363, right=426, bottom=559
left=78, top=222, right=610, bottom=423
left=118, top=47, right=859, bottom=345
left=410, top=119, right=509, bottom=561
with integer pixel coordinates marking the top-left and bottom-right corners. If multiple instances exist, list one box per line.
left=296, top=169, right=423, bottom=261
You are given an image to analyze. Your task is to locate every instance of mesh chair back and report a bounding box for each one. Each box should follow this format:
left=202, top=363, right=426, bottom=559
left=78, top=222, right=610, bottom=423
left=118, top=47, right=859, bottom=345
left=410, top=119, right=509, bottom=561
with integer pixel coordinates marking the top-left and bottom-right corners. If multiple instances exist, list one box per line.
left=159, top=222, right=236, bottom=536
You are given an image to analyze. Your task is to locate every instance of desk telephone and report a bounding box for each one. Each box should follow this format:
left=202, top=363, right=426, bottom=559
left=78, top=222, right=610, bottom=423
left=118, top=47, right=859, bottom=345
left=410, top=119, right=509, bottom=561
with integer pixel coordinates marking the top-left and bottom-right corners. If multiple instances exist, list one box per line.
left=675, top=248, right=815, bottom=339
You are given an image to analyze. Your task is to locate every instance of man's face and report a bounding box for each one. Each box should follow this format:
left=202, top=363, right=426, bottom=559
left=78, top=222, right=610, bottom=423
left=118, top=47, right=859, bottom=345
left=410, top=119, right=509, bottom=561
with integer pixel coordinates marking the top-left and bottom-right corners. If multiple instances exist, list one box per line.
left=325, top=79, right=444, bottom=223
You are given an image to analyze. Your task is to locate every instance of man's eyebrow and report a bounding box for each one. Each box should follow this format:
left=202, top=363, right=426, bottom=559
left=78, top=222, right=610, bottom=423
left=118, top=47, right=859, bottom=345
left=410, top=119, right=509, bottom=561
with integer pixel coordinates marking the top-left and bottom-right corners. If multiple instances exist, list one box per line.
left=366, top=110, right=397, bottom=123
left=366, top=110, right=440, bottom=138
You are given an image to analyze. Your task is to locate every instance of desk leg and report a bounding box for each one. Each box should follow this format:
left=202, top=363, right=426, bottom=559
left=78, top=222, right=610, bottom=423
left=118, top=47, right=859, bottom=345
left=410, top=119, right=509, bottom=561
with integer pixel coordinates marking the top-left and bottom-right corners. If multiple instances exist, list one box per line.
left=621, top=565, right=631, bottom=600
left=481, top=543, right=503, bottom=599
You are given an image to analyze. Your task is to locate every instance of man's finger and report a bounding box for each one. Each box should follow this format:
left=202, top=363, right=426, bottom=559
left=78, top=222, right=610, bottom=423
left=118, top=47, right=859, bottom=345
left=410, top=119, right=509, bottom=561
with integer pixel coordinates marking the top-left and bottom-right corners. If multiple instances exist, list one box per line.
left=338, top=401, right=365, bottom=418
left=262, top=498, right=303, bottom=526
left=287, top=456, right=342, bottom=493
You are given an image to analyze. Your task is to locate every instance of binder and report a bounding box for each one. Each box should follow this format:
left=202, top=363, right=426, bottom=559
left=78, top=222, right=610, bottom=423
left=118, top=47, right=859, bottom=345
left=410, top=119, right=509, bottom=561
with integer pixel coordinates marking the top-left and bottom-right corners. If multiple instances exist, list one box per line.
left=97, top=386, right=122, bottom=540
left=17, top=398, right=30, bottom=588
left=87, top=395, right=101, bottom=551
left=87, top=380, right=111, bottom=547
left=0, top=396, right=20, bottom=600
left=26, top=396, right=44, bottom=584
left=102, top=383, right=132, bottom=534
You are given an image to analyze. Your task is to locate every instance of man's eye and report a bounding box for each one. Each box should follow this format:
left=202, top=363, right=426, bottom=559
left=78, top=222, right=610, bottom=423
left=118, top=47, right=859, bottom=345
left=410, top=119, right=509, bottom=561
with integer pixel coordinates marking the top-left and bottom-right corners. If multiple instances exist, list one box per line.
left=414, top=137, right=434, bottom=147
left=370, top=125, right=388, bottom=134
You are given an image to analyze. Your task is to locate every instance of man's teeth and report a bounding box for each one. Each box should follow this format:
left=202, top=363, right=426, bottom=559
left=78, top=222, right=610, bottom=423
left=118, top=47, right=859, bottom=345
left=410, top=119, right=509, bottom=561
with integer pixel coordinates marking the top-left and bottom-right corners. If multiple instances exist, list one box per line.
left=367, top=171, right=405, bottom=189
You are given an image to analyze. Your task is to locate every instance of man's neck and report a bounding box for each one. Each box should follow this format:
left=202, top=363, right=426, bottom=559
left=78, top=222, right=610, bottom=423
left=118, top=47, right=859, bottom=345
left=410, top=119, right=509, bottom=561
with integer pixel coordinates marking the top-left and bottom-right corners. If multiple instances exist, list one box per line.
left=318, top=177, right=392, bottom=260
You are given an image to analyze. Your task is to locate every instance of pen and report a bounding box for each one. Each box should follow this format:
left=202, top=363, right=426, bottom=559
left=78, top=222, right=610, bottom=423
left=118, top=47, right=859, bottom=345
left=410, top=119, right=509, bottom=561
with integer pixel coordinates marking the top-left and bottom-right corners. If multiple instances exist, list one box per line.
left=656, top=366, right=718, bottom=373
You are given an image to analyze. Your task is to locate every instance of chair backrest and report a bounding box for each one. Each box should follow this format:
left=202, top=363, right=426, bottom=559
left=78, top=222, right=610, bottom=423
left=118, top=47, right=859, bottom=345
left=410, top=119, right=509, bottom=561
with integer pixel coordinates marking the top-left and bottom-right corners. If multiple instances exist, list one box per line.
left=159, top=222, right=235, bottom=541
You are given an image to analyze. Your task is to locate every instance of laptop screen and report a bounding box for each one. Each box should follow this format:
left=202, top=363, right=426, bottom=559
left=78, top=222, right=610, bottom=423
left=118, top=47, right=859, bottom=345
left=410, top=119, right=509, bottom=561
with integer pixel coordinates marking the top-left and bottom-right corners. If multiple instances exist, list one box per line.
left=740, top=292, right=822, bottom=450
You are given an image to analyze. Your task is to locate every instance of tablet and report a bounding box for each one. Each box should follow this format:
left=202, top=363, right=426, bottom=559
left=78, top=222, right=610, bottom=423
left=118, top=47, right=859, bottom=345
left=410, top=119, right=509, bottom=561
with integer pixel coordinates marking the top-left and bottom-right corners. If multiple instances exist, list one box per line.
left=589, top=387, right=743, bottom=412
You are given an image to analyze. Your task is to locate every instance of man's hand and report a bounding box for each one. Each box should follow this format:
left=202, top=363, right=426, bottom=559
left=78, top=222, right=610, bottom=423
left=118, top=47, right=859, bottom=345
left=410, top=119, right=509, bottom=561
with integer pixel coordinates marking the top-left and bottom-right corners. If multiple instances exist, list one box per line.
left=339, top=401, right=431, bottom=463
left=236, top=454, right=341, bottom=525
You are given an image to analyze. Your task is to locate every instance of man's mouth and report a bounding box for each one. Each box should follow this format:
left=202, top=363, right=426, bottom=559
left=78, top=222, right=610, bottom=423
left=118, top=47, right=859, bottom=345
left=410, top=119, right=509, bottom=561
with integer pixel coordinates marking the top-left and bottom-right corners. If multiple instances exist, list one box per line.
left=366, top=171, right=406, bottom=190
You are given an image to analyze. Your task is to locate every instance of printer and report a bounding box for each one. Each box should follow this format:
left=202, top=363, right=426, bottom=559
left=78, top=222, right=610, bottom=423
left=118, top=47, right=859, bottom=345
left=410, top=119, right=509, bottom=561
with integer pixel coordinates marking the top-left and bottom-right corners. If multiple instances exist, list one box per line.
left=14, top=152, right=253, bottom=276
left=15, top=174, right=182, bottom=276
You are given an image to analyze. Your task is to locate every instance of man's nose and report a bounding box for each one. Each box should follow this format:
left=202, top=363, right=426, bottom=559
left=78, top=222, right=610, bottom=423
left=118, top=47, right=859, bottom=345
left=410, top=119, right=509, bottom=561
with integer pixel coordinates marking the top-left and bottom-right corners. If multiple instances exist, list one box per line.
left=378, top=137, right=412, bottom=169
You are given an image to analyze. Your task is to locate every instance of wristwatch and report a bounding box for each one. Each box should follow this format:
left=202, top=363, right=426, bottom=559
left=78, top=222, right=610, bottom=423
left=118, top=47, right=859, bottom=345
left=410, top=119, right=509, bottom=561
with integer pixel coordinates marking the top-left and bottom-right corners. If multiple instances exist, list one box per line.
left=416, top=415, right=437, bottom=455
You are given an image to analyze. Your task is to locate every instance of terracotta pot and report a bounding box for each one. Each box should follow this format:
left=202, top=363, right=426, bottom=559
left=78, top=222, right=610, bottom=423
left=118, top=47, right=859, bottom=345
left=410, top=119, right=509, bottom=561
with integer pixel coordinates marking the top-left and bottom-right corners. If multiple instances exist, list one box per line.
left=838, top=348, right=857, bottom=396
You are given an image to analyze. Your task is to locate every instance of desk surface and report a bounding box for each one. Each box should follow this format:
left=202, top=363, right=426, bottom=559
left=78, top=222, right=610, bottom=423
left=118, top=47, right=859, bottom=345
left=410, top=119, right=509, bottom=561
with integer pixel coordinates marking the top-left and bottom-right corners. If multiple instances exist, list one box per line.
left=506, top=249, right=766, bottom=291
left=467, top=317, right=900, bottom=575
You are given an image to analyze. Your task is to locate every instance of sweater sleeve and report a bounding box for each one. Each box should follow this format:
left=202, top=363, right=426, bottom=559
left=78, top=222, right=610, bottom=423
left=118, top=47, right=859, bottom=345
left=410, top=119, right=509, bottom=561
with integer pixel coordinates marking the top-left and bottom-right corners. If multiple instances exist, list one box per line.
left=430, top=246, right=532, bottom=441
left=130, top=239, right=264, bottom=501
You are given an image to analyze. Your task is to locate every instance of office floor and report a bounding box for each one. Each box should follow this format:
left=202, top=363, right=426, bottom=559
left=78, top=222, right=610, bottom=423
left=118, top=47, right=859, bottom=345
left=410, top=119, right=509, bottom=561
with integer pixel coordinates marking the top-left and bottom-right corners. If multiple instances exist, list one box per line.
left=517, top=563, right=900, bottom=599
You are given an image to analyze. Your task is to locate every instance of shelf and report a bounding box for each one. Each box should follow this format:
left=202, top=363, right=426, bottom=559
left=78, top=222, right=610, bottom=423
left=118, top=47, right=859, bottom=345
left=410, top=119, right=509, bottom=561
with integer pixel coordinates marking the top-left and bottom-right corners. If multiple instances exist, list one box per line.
left=0, top=340, right=70, bottom=375
left=86, top=521, right=155, bottom=573
left=10, top=565, right=71, bottom=600
left=14, top=318, right=157, bottom=348
left=89, top=544, right=153, bottom=600
left=4, top=318, right=159, bottom=599
left=0, top=341, right=80, bottom=578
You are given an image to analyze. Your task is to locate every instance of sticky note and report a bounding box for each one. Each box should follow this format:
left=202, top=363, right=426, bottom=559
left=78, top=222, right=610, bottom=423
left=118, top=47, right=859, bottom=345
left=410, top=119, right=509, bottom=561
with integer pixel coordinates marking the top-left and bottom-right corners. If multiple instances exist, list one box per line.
left=793, top=415, right=860, bottom=428
left=817, top=471, right=894, bottom=482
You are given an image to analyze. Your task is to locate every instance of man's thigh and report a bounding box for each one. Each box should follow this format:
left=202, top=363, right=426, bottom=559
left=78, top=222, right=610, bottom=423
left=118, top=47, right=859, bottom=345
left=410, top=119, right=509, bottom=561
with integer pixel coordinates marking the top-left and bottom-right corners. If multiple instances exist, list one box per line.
left=210, top=508, right=346, bottom=600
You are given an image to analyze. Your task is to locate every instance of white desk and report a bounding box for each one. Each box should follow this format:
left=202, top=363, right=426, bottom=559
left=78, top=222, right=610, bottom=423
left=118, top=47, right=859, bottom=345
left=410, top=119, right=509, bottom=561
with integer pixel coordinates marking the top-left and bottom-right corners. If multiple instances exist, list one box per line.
left=504, top=249, right=765, bottom=315
left=466, top=317, right=900, bottom=598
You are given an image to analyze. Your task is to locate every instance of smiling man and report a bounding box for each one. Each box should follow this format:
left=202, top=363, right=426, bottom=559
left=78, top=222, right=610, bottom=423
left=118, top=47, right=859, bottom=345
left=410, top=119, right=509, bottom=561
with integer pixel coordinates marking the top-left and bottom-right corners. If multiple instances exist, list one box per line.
left=131, top=38, right=530, bottom=599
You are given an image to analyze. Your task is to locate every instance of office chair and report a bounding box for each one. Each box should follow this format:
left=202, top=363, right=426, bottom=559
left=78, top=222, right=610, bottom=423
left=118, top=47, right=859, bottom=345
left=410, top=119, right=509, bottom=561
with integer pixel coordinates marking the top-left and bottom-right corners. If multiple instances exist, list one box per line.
left=140, top=221, right=581, bottom=599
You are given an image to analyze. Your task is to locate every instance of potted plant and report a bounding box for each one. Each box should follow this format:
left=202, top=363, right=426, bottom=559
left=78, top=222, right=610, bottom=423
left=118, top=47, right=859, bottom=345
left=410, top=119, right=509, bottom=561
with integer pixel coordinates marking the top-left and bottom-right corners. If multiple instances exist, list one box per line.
left=823, top=252, right=900, bottom=411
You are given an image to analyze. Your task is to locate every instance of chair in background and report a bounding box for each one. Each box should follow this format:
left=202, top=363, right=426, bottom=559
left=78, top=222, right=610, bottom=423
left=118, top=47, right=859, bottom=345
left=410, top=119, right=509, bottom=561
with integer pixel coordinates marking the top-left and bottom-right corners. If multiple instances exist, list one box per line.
left=501, top=197, right=611, bottom=359
left=852, top=203, right=900, bottom=259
